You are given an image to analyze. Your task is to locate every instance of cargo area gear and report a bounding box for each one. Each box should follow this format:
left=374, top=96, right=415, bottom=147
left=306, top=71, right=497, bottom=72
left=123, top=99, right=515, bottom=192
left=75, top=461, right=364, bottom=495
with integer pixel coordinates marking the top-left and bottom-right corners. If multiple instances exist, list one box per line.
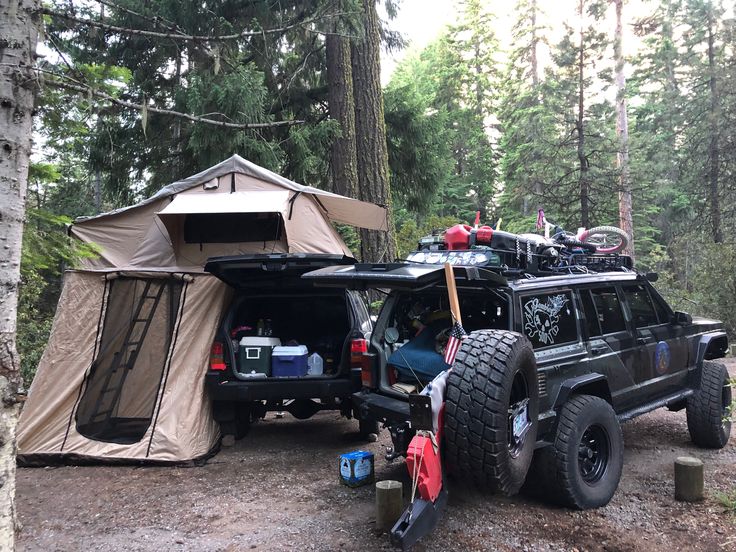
left=204, top=254, right=377, bottom=439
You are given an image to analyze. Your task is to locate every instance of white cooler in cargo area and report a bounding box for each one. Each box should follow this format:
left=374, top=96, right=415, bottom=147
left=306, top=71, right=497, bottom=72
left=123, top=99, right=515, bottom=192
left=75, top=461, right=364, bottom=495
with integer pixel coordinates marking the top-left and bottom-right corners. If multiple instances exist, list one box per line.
left=272, top=345, right=309, bottom=377
left=237, top=337, right=281, bottom=379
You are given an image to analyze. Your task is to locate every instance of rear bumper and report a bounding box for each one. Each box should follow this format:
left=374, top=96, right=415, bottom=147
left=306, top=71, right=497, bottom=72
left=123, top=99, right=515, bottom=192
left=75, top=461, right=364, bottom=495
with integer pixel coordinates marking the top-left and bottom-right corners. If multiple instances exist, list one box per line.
left=205, top=371, right=361, bottom=402
left=352, top=389, right=410, bottom=423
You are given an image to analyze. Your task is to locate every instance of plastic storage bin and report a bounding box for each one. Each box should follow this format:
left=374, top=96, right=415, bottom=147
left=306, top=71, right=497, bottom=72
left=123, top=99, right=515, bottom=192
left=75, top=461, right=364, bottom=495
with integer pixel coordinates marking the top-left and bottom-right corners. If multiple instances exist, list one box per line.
left=272, top=345, right=309, bottom=377
left=237, top=337, right=281, bottom=379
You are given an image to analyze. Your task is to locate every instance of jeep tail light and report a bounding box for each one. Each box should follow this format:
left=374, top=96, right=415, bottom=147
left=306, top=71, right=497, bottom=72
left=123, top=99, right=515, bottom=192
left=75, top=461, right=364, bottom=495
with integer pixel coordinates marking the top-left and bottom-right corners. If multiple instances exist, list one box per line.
left=210, top=342, right=227, bottom=371
left=351, top=338, right=374, bottom=387
left=351, top=338, right=368, bottom=356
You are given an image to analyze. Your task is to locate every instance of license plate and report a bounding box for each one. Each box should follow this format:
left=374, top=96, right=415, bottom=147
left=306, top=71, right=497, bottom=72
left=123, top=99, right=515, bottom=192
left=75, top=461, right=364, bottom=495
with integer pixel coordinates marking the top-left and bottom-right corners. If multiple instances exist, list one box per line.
left=512, top=403, right=529, bottom=440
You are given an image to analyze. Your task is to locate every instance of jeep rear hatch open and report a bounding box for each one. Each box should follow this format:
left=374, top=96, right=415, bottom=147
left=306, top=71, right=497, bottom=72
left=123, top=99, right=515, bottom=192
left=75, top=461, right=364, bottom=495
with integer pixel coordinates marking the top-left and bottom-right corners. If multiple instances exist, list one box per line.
left=302, top=262, right=507, bottom=290
left=205, top=253, right=356, bottom=288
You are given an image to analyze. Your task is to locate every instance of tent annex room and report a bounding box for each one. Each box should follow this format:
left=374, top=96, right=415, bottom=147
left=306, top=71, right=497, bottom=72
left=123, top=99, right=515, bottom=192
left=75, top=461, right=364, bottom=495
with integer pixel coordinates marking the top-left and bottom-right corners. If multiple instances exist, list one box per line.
left=17, top=155, right=388, bottom=464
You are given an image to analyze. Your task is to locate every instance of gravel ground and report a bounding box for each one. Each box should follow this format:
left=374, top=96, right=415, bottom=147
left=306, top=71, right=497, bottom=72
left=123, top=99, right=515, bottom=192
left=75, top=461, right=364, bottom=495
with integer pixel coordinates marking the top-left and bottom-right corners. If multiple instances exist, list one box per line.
left=17, top=361, right=736, bottom=552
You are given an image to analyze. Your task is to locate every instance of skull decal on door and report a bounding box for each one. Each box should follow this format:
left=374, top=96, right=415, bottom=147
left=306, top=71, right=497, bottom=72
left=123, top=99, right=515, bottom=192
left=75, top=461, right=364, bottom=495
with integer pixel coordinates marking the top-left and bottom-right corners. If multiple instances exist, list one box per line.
left=523, top=294, right=569, bottom=346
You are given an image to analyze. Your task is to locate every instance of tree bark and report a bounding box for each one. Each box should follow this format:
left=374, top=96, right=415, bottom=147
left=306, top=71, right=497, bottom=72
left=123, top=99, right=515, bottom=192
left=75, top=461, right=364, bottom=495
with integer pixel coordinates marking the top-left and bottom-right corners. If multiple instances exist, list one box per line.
left=706, top=8, right=722, bottom=243
left=351, top=0, right=396, bottom=262
left=0, top=0, right=41, bottom=548
left=530, top=0, right=543, bottom=201
left=576, top=0, right=590, bottom=229
left=326, top=32, right=358, bottom=199
left=613, top=0, right=634, bottom=257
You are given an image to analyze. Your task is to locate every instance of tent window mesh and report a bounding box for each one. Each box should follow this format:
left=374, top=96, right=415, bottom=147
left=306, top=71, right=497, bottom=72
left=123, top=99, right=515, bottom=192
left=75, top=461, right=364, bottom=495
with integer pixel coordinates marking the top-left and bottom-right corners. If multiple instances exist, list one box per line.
left=76, top=277, right=183, bottom=444
left=183, top=212, right=283, bottom=243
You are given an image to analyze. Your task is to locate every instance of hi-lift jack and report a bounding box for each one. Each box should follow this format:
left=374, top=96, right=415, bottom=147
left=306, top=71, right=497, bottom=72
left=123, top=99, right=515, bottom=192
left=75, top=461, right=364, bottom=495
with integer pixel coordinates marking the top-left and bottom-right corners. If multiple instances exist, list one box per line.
left=390, top=394, right=447, bottom=551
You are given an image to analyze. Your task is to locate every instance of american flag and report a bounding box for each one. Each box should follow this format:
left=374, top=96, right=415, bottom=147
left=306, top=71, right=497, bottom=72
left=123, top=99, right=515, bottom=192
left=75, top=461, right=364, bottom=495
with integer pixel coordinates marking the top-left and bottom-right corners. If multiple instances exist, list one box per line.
left=444, top=320, right=467, bottom=365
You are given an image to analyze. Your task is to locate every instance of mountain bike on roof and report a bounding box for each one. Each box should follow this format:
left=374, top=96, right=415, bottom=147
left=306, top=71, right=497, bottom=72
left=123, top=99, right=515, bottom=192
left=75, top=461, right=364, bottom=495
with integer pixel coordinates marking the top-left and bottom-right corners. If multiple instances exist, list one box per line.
left=533, top=209, right=630, bottom=254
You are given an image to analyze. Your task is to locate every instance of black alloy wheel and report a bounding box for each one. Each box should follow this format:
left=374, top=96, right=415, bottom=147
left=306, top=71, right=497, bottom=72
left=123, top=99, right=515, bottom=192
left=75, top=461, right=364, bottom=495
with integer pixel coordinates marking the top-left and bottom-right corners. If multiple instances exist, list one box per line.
left=578, top=424, right=610, bottom=484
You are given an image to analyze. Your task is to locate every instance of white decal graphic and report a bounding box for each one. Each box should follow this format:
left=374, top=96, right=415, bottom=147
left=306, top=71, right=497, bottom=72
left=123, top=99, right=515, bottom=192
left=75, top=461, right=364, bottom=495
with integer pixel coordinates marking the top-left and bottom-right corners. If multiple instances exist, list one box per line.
left=524, top=294, right=569, bottom=345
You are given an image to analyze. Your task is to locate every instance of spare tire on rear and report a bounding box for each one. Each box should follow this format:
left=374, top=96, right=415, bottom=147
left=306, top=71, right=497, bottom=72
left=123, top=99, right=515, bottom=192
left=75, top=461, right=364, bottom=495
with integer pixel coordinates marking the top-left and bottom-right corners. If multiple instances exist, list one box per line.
left=444, top=330, right=539, bottom=495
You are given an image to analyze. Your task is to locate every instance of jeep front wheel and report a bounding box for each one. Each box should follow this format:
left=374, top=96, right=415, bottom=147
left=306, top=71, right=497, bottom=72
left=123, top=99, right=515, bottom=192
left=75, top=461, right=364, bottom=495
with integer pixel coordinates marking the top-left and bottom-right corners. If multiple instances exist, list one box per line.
left=444, top=330, right=539, bottom=495
left=539, top=394, right=623, bottom=509
left=687, top=360, right=732, bottom=448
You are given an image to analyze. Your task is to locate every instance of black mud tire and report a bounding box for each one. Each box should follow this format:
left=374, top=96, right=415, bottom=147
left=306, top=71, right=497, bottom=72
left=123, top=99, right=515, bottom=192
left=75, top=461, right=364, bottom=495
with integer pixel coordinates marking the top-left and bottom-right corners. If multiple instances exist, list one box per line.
left=358, top=418, right=380, bottom=439
left=233, top=405, right=252, bottom=440
left=687, top=360, right=732, bottom=449
left=536, top=394, right=623, bottom=509
left=444, top=330, right=538, bottom=495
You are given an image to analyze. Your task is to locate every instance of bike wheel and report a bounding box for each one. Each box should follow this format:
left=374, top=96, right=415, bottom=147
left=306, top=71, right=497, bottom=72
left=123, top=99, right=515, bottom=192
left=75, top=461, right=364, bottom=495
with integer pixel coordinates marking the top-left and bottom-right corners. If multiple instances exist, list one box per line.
left=579, top=226, right=630, bottom=254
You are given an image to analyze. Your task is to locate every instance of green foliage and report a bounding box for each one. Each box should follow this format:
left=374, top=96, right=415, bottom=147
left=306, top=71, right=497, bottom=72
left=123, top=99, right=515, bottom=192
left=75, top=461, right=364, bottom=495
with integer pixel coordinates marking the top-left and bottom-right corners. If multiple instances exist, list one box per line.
left=395, top=214, right=462, bottom=259
left=384, top=82, right=453, bottom=214
left=334, top=223, right=361, bottom=256
left=716, top=488, right=736, bottom=513
left=18, top=207, right=99, bottom=384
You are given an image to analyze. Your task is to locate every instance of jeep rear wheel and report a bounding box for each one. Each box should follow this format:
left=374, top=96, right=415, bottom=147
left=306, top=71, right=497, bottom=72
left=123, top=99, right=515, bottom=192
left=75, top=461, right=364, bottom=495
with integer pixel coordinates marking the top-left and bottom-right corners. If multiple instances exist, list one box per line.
left=536, top=394, right=623, bottom=509
left=444, top=330, right=539, bottom=495
left=687, top=360, right=732, bottom=448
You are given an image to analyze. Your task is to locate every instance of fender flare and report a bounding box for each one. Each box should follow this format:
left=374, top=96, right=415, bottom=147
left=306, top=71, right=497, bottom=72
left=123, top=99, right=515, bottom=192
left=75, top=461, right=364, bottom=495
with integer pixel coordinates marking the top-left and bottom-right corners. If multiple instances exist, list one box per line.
left=553, top=372, right=612, bottom=410
left=695, top=331, right=729, bottom=366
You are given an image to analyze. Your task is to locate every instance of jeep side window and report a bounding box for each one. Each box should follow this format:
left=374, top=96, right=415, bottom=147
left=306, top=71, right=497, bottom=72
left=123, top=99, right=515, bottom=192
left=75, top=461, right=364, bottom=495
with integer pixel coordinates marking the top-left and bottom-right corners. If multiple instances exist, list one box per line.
left=520, top=291, right=577, bottom=349
left=579, top=289, right=602, bottom=337
left=622, top=285, right=659, bottom=328
left=589, top=287, right=626, bottom=334
left=648, top=287, right=672, bottom=324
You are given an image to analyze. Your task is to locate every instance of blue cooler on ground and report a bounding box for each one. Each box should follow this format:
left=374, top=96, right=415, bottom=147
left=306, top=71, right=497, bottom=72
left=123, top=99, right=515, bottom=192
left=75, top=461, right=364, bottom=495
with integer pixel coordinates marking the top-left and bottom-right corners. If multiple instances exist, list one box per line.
left=339, top=450, right=375, bottom=487
left=237, top=337, right=281, bottom=379
left=271, top=345, right=309, bottom=377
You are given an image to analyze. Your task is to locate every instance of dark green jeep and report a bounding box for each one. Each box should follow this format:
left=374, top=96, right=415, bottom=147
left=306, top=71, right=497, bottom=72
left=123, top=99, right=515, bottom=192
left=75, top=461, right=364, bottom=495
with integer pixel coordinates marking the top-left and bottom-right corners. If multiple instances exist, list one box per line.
left=304, top=256, right=731, bottom=511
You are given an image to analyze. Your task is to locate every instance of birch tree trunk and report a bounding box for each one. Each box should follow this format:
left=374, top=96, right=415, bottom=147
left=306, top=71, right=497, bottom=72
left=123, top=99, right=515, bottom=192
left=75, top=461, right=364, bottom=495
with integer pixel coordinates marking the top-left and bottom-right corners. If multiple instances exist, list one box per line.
left=613, top=0, right=634, bottom=257
left=351, top=0, right=396, bottom=263
left=0, top=0, right=41, bottom=548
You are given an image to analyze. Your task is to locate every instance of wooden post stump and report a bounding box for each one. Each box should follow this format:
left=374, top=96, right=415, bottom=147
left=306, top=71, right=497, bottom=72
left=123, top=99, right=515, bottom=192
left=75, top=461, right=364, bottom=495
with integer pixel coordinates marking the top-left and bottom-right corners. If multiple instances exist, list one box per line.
left=674, top=456, right=704, bottom=502
left=375, top=480, right=403, bottom=533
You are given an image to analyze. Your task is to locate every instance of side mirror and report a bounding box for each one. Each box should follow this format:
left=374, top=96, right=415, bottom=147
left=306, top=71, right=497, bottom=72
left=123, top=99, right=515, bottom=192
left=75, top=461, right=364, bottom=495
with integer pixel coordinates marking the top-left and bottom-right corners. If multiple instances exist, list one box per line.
left=673, top=311, right=692, bottom=326
left=384, top=327, right=400, bottom=345
left=645, top=272, right=659, bottom=282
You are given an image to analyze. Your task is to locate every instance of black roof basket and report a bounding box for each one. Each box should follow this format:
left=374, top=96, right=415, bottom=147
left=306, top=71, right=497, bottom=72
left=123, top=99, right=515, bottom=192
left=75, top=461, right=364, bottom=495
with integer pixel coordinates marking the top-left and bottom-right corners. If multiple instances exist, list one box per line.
left=406, top=230, right=634, bottom=278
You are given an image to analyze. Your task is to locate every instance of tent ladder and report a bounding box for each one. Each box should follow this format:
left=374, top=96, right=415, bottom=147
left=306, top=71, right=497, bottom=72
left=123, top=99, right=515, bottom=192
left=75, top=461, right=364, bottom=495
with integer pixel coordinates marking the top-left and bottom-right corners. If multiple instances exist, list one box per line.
left=85, top=281, right=166, bottom=428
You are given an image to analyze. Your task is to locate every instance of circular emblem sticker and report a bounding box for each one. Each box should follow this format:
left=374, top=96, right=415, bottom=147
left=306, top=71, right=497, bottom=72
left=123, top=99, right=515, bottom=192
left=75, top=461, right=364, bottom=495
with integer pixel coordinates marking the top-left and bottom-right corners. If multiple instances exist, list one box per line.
left=654, top=341, right=670, bottom=375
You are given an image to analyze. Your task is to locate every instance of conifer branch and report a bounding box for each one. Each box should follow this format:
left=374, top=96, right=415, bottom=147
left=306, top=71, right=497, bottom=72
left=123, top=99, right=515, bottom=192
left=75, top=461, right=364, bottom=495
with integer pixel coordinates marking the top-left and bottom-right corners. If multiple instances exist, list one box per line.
left=41, top=7, right=349, bottom=42
left=91, top=0, right=185, bottom=35
left=38, top=68, right=304, bottom=130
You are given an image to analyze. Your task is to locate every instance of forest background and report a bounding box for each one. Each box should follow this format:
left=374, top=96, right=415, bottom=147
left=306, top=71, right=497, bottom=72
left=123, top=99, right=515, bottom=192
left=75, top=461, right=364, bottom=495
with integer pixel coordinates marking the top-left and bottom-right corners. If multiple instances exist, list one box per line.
left=20, top=0, right=736, bottom=384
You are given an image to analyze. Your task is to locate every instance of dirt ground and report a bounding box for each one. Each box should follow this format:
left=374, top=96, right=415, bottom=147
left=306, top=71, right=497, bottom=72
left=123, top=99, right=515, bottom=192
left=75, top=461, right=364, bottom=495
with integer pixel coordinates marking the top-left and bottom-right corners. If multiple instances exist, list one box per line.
left=17, top=362, right=736, bottom=552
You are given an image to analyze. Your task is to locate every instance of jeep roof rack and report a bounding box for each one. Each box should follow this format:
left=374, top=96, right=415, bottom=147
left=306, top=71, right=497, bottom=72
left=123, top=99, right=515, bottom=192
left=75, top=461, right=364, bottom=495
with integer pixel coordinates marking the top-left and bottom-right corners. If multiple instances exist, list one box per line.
left=404, top=246, right=634, bottom=278
left=406, top=222, right=635, bottom=279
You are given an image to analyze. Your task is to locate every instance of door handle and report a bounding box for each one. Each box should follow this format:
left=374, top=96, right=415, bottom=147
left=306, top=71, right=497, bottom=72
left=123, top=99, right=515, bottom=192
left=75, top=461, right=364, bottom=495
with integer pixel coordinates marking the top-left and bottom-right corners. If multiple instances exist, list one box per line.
left=591, top=346, right=607, bottom=356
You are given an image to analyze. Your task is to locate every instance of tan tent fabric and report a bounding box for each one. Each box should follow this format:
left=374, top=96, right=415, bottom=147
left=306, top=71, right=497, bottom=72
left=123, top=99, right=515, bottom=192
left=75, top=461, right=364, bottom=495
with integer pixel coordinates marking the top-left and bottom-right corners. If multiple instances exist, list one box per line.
left=69, top=166, right=362, bottom=271
left=74, top=154, right=388, bottom=230
left=18, top=271, right=230, bottom=463
left=18, top=156, right=385, bottom=464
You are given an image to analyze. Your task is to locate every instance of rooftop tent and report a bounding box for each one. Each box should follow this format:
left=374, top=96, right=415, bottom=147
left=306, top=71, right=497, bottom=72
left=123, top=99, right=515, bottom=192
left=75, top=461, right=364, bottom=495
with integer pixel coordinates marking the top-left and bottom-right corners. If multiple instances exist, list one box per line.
left=17, top=156, right=387, bottom=464
left=68, top=154, right=389, bottom=272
